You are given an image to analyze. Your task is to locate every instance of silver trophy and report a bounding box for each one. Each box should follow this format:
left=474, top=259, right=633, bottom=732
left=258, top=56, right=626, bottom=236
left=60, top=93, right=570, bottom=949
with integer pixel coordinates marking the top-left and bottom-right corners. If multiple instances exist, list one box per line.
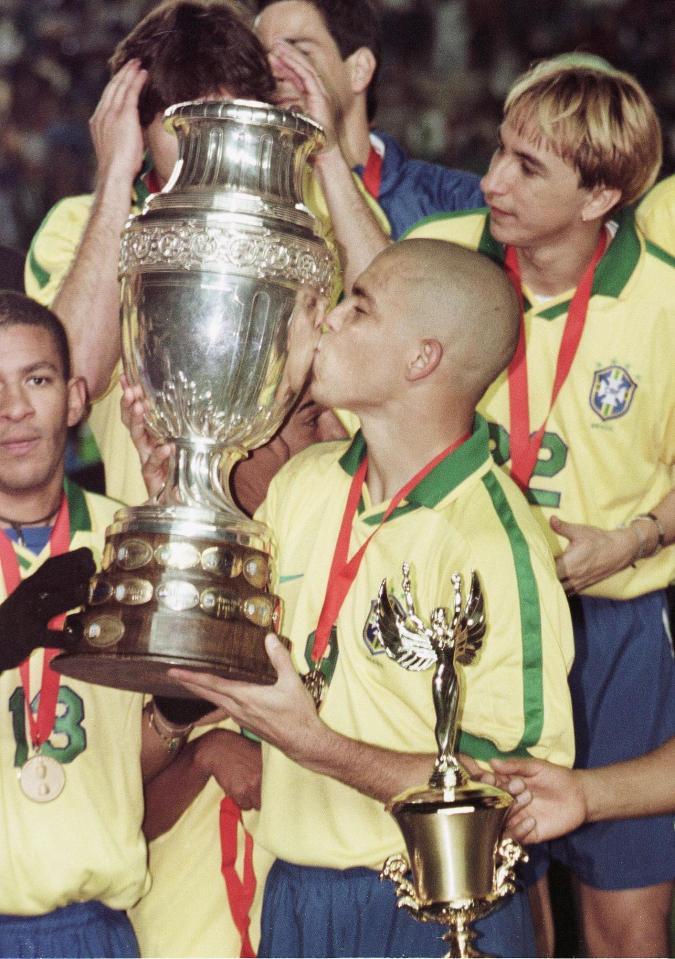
left=378, top=564, right=526, bottom=958
left=55, top=100, right=336, bottom=695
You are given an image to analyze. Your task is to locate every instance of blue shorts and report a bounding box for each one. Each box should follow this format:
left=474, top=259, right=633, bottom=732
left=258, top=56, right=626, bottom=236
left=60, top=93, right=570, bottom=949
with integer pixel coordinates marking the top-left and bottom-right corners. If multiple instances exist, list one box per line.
left=551, top=590, right=675, bottom=890
left=259, top=859, right=537, bottom=958
left=0, top=901, right=139, bottom=958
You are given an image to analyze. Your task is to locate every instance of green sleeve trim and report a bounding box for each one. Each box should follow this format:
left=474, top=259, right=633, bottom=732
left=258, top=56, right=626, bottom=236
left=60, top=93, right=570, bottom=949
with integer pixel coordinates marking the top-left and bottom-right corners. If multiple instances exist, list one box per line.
left=25, top=196, right=77, bottom=290
left=240, top=728, right=261, bottom=743
left=26, top=246, right=50, bottom=291
left=480, top=471, right=545, bottom=752
left=457, top=730, right=533, bottom=761
left=645, top=238, right=675, bottom=268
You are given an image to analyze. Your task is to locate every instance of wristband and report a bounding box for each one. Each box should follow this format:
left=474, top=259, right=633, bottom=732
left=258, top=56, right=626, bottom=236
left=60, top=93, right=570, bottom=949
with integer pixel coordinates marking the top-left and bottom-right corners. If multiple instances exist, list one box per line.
left=147, top=700, right=192, bottom=752
left=634, top=512, right=665, bottom=555
left=629, top=513, right=664, bottom=560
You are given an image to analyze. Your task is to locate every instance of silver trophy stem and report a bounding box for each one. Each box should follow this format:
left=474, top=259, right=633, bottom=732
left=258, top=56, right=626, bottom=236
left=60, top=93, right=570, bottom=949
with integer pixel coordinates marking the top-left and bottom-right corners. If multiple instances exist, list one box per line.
left=158, top=441, right=246, bottom=519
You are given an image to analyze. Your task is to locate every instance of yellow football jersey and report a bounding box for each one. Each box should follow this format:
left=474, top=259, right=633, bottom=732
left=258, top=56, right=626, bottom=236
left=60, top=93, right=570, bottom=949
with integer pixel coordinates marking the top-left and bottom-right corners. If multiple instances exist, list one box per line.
left=252, top=416, right=574, bottom=870
left=637, top=174, right=675, bottom=257
left=26, top=176, right=390, bottom=507
left=406, top=208, right=675, bottom=599
left=0, top=482, right=148, bottom=915
left=129, top=722, right=273, bottom=958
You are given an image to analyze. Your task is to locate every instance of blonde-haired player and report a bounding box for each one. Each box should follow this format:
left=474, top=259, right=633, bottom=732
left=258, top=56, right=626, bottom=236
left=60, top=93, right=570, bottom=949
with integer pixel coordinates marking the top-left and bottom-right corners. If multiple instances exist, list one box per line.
left=407, top=55, right=675, bottom=958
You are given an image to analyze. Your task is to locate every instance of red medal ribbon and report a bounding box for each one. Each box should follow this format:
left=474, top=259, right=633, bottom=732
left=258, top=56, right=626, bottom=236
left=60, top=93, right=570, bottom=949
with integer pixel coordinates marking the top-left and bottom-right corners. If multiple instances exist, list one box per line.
left=311, top=433, right=470, bottom=665
left=504, top=229, right=607, bottom=492
left=219, top=796, right=257, bottom=958
left=0, top=494, right=71, bottom=749
left=362, top=142, right=384, bottom=199
left=145, top=169, right=163, bottom=195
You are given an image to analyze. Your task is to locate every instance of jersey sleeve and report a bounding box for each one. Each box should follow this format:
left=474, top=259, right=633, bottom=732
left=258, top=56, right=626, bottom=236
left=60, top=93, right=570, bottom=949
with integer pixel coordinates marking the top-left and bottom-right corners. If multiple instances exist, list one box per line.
left=24, top=195, right=93, bottom=306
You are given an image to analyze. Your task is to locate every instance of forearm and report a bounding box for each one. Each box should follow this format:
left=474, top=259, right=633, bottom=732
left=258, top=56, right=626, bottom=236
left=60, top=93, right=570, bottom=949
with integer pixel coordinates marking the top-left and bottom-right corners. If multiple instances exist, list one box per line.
left=292, top=722, right=436, bottom=804
left=142, top=734, right=210, bottom=841
left=52, top=176, right=130, bottom=398
left=313, top=147, right=391, bottom=291
left=582, top=736, right=675, bottom=822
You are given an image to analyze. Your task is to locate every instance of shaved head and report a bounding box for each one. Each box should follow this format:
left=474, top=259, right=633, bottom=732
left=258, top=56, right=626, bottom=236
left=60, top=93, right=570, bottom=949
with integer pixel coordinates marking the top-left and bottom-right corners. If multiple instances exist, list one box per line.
left=370, top=239, right=520, bottom=403
left=314, top=238, right=520, bottom=421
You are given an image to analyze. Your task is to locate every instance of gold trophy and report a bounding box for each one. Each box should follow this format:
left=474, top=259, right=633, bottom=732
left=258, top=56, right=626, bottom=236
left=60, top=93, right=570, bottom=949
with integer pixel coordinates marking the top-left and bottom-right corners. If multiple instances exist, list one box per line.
left=377, top=564, right=526, bottom=958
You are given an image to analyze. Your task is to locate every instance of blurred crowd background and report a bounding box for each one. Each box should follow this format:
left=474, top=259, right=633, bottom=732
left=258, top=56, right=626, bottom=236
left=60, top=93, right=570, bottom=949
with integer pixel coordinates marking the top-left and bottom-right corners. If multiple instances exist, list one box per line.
left=0, top=0, right=672, bottom=255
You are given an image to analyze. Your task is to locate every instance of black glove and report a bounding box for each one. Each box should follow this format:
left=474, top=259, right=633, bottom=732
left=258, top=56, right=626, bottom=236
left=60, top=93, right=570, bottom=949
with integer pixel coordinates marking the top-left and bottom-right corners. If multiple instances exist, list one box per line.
left=153, top=695, right=216, bottom=726
left=0, top=547, right=95, bottom=672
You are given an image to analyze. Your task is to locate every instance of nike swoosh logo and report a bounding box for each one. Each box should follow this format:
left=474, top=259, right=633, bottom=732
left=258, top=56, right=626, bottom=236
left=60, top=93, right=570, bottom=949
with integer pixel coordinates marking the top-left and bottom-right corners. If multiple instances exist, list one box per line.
left=279, top=573, right=304, bottom=584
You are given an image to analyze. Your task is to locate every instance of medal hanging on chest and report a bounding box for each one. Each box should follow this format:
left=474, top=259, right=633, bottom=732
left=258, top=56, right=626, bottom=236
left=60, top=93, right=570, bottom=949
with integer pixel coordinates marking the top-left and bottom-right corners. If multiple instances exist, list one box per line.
left=0, top=496, right=71, bottom=802
left=503, top=230, right=607, bottom=492
left=19, top=752, right=66, bottom=803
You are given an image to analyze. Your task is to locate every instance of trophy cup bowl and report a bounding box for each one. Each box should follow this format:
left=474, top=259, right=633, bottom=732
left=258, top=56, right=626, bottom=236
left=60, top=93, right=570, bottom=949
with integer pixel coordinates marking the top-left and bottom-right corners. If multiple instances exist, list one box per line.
left=53, top=100, right=336, bottom=696
left=377, top=566, right=526, bottom=958
left=383, top=779, right=525, bottom=958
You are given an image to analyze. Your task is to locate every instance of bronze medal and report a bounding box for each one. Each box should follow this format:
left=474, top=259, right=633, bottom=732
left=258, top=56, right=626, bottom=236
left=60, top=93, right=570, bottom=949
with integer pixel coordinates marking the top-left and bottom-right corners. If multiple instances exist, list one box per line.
left=19, top=754, right=65, bottom=803
left=302, top=668, right=327, bottom=710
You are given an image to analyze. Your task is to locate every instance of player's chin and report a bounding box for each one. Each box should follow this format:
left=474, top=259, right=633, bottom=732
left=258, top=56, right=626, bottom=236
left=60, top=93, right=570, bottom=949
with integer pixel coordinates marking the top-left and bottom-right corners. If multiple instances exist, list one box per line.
left=308, top=371, right=337, bottom=410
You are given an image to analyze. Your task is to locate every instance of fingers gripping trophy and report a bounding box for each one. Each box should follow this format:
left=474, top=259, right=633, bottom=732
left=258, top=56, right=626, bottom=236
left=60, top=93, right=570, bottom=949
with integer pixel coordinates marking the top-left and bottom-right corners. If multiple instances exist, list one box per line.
left=54, top=101, right=336, bottom=695
left=378, top=564, right=527, bottom=959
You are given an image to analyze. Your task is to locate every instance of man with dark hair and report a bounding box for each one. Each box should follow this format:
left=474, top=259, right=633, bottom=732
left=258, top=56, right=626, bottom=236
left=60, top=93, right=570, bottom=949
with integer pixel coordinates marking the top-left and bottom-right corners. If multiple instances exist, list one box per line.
left=0, top=291, right=72, bottom=380
left=254, top=0, right=483, bottom=283
left=0, top=295, right=191, bottom=957
left=25, top=0, right=276, bottom=508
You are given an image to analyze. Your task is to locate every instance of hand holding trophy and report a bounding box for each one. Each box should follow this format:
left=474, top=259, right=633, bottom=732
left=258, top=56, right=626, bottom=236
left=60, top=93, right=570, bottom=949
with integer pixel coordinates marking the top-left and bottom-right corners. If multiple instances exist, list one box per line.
left=378, top=564, right=527, bottom=958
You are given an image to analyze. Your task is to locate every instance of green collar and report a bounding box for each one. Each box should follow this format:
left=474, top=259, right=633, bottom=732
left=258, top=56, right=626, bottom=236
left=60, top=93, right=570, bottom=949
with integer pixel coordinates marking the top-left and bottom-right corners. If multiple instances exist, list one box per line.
left=64, top=478, right=92, bottom=534
left=338, top=414, right=491, bottom=515
left=131, top=153, right=155, bottom=210
left=477, top=206, right=643, bottom=319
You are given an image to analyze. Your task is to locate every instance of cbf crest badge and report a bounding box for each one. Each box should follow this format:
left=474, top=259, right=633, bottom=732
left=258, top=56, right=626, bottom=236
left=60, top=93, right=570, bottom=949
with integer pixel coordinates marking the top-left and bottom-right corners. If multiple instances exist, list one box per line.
left=590, top=365, right=637, bottom=422
left=363, top=597, right=391, bottom=655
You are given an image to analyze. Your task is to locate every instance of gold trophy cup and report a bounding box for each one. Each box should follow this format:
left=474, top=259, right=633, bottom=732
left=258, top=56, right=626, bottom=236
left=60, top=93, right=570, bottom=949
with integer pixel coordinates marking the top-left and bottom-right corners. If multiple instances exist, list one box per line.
left=377, top=564, right=526, bottom=958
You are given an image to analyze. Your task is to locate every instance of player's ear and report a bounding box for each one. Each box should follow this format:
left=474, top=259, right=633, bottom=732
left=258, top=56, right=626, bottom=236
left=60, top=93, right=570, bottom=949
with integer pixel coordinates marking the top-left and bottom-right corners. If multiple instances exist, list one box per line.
left=406, top=338, right=442, bottom=382
left=346, top=47, right=377, bottom=96
left=66, top=376, right=87, bottom=428
left=581, top=184, right=621, bottom=223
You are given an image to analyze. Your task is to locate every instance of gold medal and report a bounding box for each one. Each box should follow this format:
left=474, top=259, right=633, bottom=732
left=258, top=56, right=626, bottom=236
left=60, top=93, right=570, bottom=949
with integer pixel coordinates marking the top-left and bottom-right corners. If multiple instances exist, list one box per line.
left=19, top=754, right=65, bottom=803
left=302, top=668, right=327, bottom=710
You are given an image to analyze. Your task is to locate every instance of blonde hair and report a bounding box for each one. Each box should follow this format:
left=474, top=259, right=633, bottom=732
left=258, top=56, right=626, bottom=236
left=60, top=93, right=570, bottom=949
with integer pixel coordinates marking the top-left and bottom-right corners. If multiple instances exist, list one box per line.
left=504, top=55, right=662, bottom=208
